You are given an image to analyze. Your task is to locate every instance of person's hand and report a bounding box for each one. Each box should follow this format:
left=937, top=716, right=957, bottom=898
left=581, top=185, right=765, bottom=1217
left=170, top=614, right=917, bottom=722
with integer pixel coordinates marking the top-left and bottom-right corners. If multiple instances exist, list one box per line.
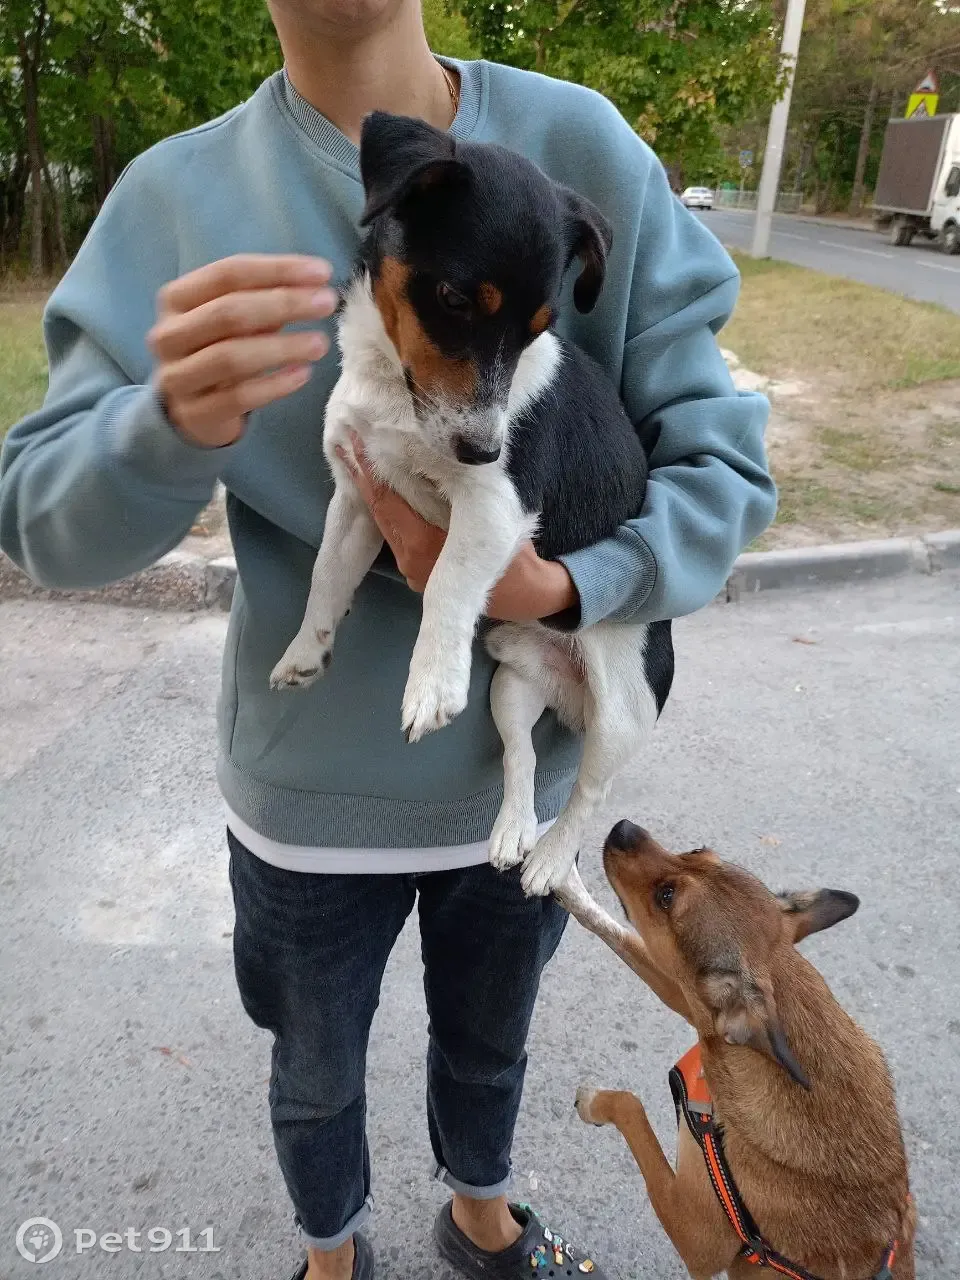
left=340, top=435, right=579, bottom=624
left=147, top=254, right=337, bottom=449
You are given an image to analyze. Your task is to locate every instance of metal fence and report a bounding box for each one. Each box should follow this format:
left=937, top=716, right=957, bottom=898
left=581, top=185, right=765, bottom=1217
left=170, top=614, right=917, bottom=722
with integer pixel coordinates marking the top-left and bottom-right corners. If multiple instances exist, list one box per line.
left=714, top=189, right=803, bottom=213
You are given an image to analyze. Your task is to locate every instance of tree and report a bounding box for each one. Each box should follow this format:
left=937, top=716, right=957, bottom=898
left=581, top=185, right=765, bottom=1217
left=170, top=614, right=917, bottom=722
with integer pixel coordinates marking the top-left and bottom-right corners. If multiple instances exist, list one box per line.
left=0, top=0, right=281, bottom=271
left=447, top=0, right=785, bottom=179
left=779, top=0, right=960, bottom=213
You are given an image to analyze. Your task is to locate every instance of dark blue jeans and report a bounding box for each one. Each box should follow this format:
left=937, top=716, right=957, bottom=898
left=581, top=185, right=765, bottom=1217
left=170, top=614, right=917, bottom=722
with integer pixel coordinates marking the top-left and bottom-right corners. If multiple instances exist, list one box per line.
left=228, top=830, right=568, bottom=1250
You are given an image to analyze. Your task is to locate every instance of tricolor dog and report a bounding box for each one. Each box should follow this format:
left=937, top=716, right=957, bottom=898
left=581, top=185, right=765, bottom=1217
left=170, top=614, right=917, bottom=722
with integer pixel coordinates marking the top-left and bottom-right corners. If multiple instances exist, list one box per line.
left=271, top=111, right=674, bottom=896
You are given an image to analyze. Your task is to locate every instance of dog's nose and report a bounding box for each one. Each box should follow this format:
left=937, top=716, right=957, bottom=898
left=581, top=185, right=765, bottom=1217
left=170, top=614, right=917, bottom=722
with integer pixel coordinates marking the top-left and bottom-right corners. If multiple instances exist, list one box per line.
left=606, top=819, right=650, bottom=852
left=454, top=436, right=501, bottom=465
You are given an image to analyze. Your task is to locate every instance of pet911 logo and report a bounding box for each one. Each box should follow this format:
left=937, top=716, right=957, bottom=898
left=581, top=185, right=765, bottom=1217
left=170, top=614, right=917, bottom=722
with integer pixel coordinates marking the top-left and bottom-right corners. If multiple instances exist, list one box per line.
left=15, top=1217, right=221, bottom=1263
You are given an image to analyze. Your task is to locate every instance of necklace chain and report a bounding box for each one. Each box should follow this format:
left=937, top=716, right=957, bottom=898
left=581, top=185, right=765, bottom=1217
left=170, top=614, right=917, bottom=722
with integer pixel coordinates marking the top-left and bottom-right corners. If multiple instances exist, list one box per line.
left=437, top=61, right=460, bottom=118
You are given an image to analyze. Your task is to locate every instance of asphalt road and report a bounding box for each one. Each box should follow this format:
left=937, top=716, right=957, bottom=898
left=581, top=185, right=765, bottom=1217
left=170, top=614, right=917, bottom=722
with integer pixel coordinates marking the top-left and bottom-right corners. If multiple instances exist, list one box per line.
left=698, top=208, right=960, bottom=313
left=2, top=576, right=959, bottom=1279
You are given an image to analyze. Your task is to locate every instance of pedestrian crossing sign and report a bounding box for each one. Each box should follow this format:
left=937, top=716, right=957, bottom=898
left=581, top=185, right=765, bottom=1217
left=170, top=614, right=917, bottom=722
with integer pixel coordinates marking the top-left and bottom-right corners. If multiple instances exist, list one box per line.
left=906, top=71, right=939, bottom=119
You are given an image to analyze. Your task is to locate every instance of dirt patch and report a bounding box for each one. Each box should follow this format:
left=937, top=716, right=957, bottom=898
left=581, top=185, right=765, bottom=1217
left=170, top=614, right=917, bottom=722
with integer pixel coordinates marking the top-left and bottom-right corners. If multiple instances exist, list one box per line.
left=749, top=377, right=960, bottom=548
left=725, top=255, right=960, bottom=547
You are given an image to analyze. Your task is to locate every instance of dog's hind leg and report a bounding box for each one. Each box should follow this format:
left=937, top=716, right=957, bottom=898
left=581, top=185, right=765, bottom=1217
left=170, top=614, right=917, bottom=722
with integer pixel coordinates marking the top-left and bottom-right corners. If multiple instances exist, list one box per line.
left=574, top=1089, right=739, bottom=1279
left=488, top=663, right=546, bottom=871
left=521, top=624, right=657, bottom=897
left=486, top=623, right=586, bottom=872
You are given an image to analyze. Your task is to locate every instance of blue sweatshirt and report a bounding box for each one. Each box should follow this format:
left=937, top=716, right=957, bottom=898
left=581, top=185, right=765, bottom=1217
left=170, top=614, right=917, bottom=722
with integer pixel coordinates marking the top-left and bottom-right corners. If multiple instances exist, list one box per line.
left=0, top=61, right=776, bottom=849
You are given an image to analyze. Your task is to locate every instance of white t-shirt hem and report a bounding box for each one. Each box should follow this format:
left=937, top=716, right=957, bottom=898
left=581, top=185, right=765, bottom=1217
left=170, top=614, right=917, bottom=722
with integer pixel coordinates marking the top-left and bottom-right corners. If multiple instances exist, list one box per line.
left=225, top=805, right=553, bottom=875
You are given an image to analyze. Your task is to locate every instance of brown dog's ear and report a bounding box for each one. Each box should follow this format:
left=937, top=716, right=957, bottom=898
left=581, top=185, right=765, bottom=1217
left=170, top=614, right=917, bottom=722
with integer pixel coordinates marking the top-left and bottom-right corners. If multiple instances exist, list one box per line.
left=560, top=187, right=614, bottom=313
left=359, top=111, right=467, bottom=226
left=701, top=971, right=811, bottom=1090
left=777, top=889, right=859, bottom=944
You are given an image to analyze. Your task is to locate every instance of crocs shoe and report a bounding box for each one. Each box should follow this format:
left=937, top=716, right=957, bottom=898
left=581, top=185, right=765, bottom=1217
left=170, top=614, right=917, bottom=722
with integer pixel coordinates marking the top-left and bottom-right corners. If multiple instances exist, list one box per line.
left=288, top=1232, right=375, bottom=1279
left=434, top=1201, right=606, bottom=1277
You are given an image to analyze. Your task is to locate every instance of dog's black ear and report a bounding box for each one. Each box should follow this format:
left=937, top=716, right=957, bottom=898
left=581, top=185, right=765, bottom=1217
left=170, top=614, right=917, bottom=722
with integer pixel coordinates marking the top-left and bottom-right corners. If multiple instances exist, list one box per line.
left=701, top=970, right=811, bottom=1090
left=560, top=187, right=614, bottom=313
left=359, top=111, right=467, bottom=226
left=777, top=889, right=860, bottom=944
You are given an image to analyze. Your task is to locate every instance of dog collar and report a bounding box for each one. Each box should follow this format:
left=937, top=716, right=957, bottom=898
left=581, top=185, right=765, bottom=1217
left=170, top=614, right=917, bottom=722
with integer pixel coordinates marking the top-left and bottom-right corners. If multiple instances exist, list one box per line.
left=669, top=1045, right=899, bottom=1280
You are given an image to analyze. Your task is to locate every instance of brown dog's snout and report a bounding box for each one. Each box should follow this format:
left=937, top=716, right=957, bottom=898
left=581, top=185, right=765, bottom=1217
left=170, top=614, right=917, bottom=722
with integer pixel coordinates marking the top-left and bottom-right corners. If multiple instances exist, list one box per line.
left=605, top=819, right=651, bottom=853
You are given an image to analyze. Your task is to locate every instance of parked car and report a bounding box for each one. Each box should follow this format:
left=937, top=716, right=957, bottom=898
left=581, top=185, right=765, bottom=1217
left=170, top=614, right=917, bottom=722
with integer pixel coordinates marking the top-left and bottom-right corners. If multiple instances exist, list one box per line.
left=680, top=186, right=715, bottom=210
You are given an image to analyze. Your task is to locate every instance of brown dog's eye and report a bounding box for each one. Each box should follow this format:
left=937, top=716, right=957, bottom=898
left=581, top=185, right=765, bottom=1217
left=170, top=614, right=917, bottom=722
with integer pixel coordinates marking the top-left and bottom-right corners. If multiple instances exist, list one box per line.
left=437, top=282, right=471, bottom=315
left=655, top=883, right=675, bottom=911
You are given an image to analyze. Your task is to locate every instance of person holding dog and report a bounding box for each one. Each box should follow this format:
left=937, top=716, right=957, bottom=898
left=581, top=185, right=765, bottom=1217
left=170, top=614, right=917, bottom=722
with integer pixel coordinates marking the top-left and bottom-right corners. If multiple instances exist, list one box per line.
left=0, top=0, right=777, bottom=1276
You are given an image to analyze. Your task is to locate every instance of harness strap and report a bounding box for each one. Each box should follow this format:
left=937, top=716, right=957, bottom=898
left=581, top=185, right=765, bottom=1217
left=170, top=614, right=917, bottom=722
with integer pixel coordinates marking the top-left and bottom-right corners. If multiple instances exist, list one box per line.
left=668, top=1047, right=899, bottom=1280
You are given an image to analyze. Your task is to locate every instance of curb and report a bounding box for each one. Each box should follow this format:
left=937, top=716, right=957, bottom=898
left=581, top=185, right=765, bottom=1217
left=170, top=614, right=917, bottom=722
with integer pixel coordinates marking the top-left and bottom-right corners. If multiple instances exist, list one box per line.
left=2, top=531, right=959, bottom=614
left=783, top=213, right=877, bottom=236
left=724, top=532, right=960, bottom=600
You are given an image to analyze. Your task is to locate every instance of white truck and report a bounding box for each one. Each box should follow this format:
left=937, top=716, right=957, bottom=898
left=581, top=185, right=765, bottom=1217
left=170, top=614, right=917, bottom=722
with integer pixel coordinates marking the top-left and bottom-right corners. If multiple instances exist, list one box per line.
left=872, top=113, right=960, bottom=254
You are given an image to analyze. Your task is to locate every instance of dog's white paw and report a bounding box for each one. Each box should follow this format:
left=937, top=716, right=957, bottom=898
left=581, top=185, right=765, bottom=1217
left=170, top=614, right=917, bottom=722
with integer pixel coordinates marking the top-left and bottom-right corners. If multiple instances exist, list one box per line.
left=574, top=1086, right=605, bottom=1127
left=488, top=808, right=538, bottom=872
left=270, top=628, right=334, bottom=691
left=401, top=665, right=469, bottom=743
left=521, top=829, right=577, bottom=897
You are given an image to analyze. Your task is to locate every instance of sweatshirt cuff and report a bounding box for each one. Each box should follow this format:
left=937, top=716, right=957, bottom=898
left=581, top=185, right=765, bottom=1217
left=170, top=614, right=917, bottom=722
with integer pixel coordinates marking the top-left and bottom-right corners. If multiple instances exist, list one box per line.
left=107, top=386, right=236, bottom=498
left=557, top=527, right=658, bottom=629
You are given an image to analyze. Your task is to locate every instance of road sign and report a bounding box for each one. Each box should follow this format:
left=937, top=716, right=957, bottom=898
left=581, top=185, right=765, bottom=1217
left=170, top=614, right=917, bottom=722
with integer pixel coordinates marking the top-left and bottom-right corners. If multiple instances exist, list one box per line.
left=907, top=93, right=939, bottom=118
left=907, top=70, right=939, bottom=119
left=739, top=150, right=753, bottom=169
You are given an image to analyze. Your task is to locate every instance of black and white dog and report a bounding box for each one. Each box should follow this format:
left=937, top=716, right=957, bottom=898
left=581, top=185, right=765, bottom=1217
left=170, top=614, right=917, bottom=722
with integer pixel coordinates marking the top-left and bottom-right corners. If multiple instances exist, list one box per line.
left=271, top=112, right=674, bottom=895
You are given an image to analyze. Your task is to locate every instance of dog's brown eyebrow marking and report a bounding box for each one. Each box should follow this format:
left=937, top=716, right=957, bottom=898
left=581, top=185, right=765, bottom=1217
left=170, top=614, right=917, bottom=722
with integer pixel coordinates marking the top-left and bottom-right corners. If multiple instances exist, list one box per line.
left=375, top=256, right=476, bottom=403
left=477, top=282, right=503, bottom=315
left=530, top=304, right=552, bottom=336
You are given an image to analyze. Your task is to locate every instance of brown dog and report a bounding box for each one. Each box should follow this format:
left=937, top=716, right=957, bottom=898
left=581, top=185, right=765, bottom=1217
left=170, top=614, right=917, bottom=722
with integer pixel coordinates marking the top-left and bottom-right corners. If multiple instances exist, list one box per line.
left=555, top=821, right=915, bottom=1280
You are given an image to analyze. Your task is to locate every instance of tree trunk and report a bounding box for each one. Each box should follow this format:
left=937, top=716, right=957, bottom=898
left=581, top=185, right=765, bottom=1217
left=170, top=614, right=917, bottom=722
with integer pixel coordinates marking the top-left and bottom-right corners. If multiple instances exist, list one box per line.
left=18, top=34, right=45, bottom=275
left=0, top=151, right=28, bottom=267
left=91, top=114, right=118, bottom=207
left=534, top=30, right=547, bottom=72
left=849, top=75, right=879, bottom=217
left=42, top=158, right=67, bottom=264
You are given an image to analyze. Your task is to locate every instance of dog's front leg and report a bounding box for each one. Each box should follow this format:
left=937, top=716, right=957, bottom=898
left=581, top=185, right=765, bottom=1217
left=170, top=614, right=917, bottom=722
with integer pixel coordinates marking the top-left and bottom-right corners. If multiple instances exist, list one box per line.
left=401, top=477, right=533, bottom=743
left=575, top=1089, right=736, bottom=1279
left=270, top=482, right=383, bottom=689
left=554, top=867, right=691, bottom=1020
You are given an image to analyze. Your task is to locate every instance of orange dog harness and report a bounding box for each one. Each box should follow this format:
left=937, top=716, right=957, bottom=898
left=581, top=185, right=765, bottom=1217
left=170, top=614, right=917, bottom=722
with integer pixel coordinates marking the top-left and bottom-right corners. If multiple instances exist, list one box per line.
left=669, top=1045, right=899, bottom=1280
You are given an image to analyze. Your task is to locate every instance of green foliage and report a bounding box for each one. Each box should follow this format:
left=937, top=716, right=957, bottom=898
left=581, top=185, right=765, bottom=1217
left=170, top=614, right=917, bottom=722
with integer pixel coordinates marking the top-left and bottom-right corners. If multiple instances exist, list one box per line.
left=761, top=0, right=960, bottom=212
left=422, top=0, right=478, bottom=58
left=0, top=0, right=281, bottom=267
left=447, top=0, right=784, bottom=176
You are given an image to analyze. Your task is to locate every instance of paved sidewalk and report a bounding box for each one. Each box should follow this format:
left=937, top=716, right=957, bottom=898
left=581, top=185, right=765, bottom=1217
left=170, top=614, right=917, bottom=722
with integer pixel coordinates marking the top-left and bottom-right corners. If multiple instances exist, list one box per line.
left=1, top=575, right=959, bottom=1277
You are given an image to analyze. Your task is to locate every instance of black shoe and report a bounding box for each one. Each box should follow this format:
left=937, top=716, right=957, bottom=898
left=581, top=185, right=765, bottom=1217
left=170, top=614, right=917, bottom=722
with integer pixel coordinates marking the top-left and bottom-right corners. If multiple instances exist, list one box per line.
left=434, top=1201, right=607, bottom=1277
left=287, top=1232, right=375, bottom=1280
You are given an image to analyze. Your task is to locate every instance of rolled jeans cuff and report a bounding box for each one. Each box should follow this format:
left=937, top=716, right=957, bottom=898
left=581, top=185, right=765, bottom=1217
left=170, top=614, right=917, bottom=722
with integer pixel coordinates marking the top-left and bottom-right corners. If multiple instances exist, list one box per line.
left=296, top=1195, right=374, bottom=1251
left=433, top=1162, right=512, bottom=1200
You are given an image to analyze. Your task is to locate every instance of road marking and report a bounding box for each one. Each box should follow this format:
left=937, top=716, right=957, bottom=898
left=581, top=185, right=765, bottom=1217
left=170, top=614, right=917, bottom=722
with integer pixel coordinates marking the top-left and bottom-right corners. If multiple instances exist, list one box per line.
left=817, top=240, right=894, bottom=259
left=854, top=617, right=956, bottom=636
left=915, top=259, right=960, bottom=275
left=777, top=232, right=809, bottom=241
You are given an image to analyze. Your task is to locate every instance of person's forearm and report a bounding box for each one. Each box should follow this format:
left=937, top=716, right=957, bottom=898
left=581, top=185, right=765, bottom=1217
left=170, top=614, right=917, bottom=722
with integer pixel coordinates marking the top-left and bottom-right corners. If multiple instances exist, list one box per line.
left=0, top=382, right=227, bottom=590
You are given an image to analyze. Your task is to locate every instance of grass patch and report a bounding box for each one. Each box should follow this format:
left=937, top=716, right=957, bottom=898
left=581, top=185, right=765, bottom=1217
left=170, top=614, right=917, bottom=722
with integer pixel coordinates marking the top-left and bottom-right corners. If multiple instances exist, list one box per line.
left=728, top=254, right=960, bottom=393
left=0, top=299, right=48, bottom=441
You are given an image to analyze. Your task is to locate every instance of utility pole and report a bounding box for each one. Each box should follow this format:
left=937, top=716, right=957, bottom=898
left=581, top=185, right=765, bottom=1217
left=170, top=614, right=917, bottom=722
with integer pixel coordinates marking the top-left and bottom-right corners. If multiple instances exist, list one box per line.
left=751, top=0, right=808, bottom=258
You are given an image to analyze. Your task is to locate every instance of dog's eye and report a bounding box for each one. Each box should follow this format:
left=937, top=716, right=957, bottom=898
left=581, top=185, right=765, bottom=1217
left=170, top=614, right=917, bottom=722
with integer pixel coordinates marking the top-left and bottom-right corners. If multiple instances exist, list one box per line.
left=437, top=282, right=471, bottom=315
left=655, top=883, right=676, bottom=911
